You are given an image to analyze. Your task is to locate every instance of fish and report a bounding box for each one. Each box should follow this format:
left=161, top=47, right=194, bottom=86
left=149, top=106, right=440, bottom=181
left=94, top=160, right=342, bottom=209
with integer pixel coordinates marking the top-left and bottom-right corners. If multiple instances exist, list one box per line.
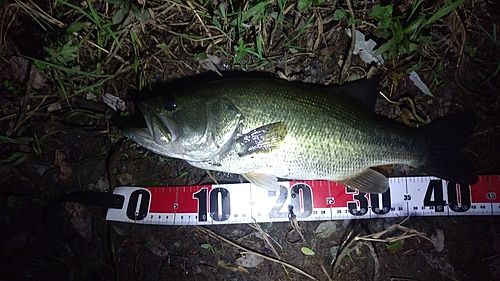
left=122, top=77, right=477, bottom=193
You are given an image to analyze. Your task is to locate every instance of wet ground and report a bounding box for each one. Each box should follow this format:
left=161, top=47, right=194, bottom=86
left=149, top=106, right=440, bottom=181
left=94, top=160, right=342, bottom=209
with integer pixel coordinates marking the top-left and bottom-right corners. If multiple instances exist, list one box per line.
left=1, top=0, right=500, bottom=280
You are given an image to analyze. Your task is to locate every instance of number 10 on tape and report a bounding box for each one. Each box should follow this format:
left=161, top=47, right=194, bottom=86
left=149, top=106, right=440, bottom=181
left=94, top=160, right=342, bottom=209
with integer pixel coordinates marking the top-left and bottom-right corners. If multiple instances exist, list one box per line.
left=106, top=175, right=500, bottom=225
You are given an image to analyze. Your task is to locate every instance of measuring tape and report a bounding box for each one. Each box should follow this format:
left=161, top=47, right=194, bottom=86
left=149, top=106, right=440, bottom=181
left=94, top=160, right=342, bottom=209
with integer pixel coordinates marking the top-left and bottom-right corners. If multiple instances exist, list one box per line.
left=105, top=175, right=500, bottom=225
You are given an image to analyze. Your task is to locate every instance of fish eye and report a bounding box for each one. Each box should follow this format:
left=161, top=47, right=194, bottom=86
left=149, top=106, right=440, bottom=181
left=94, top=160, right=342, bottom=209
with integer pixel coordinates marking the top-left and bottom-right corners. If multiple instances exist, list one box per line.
left=164, top=100, right=177, bottom=111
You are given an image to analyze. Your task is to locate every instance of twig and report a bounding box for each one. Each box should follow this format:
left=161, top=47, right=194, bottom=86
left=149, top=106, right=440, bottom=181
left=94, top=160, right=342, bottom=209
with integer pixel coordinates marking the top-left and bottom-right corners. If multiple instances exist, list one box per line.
left=320, top=264, right=333, bottom=281
left=286, top=213, right=306, bottom=244
left=195, top=226, right=318, bottom=280
left=339, top=0, right=356, bottom=84
left=362, top=241, right=380, bottom=281
left=471, top=125, right=500, bottom=138
left=186, top=1, right=212, bottom=37
left=453, top=8, right=474, bottom=95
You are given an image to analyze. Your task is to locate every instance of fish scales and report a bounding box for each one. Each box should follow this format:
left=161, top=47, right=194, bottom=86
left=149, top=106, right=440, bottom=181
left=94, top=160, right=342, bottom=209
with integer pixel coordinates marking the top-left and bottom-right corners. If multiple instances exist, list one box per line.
left=190, top=79, right=427, bottom=179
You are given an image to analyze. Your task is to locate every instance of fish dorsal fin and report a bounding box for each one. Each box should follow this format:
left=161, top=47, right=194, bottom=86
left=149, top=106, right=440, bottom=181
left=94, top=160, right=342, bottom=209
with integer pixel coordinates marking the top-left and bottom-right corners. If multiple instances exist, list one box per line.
left=339, top=168, right=389, bottom=194
left=337, top=76, right=382, bottom=110
left=236, top=122, right=287, bottom=157
left=243, top=172, right=280, bottom=191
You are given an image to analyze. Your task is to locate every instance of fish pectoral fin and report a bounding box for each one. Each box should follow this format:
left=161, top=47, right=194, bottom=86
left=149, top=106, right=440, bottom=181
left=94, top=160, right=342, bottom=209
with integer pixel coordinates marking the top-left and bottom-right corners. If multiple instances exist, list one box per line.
left=243, top=172, right=280, bottom=191
left=339, top=169, right=389, bottom=194
left=236, top=122, right=287, bottom=157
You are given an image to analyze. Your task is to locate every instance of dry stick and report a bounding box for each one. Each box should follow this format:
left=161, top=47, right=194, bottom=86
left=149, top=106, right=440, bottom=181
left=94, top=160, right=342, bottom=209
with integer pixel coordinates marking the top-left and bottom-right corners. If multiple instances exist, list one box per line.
left=248, top=221, right=292, bottom=276
left=195, top=226, right=318, bottom=281
left=312, top=9, right=323, bottom=52
left=471, top=125, right=500, bottom=138
left=333, top=217, right=427, bottom=276
left=339, top=0, right=356, bottom=84
left=452, top=8, right=479, bottom=97
left=12, top=84, right=46, bottom=135
left=25, top=0, right=65, bottom=27
left=1, top=5, right=19, bottom=48
left=186, top=1, right=212, bottom=37
left=361, top=241, right=380, bottom=281
left=320, top=264, right=334, bottom=281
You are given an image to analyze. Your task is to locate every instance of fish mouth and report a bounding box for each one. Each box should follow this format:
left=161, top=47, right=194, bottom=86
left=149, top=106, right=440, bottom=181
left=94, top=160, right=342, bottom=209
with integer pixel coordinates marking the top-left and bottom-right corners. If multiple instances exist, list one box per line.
left=138, top=103, right=179, bottom=145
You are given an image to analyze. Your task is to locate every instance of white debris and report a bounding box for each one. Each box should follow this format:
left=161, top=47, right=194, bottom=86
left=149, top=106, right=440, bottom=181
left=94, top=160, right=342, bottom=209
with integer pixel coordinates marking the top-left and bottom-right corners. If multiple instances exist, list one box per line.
left=235, top=253, right=264, bottom=268
left=86, top=92, right=97, bottom=100
left=346, top=29, right=384, bottom=66
left=47, top=102, right=62, bottom=112
left=408, top=71, right=435, bottom=97
left=430, top=229, right=445, bottom=252
left=197, top=54, right=224, bottom=72
left=103, top=93, right=126, bottom=111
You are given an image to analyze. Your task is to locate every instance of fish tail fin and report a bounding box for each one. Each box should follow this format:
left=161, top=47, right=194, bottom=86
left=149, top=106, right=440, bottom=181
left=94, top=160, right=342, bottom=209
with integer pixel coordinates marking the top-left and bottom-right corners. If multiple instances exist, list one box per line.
left=420, top=112, right=478, bottom=185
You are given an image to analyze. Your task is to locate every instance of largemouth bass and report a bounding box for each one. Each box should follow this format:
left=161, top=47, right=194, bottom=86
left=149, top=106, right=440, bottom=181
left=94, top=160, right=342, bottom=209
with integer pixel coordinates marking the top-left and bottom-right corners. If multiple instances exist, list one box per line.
left=123, top=77, right=477, bottom=193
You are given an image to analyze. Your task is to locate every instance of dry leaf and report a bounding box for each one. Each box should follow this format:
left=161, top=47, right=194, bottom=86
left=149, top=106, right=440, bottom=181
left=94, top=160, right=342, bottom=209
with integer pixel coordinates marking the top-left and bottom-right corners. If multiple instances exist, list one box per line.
left=314, top=221, right=337, bottom=239
left=54, top=150, right=72, bottom=187
left=8, top=56, right=48, bottom=89
left=235, top=253, right=264, bottom=268
left=65, top=202, right=93, bottom=242
left=217, top=260, right=248, bottom=273
left=115, top=173, right=133, bottom=185
left=146, top=236, right=168, bottom=257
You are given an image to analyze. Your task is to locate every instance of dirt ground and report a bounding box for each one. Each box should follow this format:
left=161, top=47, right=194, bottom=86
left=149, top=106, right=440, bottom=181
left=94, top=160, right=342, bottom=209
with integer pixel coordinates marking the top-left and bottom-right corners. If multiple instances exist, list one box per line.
left=1, top=0, right=500, bottom=280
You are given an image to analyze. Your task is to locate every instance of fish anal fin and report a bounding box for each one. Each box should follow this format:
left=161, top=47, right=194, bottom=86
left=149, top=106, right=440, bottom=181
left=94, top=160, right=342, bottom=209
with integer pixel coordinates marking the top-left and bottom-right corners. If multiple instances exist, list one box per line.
left=243, top=172, right=280, bottom=191
left=339, top=169, right=389, bottom=194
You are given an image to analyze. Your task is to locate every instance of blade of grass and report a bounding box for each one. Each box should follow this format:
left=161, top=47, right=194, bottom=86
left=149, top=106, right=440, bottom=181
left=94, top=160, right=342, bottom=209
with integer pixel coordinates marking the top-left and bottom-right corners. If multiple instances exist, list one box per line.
left=422, top=0, right=466, bottom=28
left=27, top=57, right=111, bottom=77
left=14, top=0, right=51, bottom=31
left=288, top=14, right=315, bottom=43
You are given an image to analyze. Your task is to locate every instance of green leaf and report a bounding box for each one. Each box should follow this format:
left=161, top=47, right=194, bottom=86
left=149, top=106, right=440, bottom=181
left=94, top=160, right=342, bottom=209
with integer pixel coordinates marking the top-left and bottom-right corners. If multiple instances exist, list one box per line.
left=212, top=15, right=221, bottom=29
left=103, top=0, right=123, bottom=6
left=131, top=5, right=151, bottom=21
left=0, top=135, right=14, bottom=142
left=66, top=22, right=88, bottom=34
left=298, top=0, right=312, bottom=11
left=333, top=9, right=346, bottom=21
left=373, top=36, right=399, bottom=56
left=113, top=7, right=129, bottom=24
left=301, top=247, right=315, bottom=256
left=390, top=19, right=403, bottom=39
left=200, top=243, right=212, bottom=249
left=403, top=16, right=425, bottom=38
left=256, top=35, right=263, bottom=58
left=311, top=0, right=325, bottom=4
left=386, top=240, right=403, bottom=254
left=422, top=0, right=466, bottom=28
left=45, top=41, right=78, bottom=65
left=219, top=3, right=226, bottom=20
left=369, top=5, right=393, bottom=29
left=241, top=1, right=268, bottom=23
